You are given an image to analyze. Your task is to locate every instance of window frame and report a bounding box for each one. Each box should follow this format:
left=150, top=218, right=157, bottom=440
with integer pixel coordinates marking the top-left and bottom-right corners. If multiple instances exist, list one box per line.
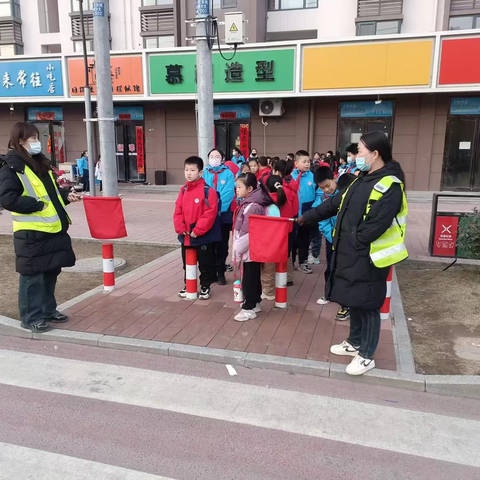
left=448, top=14, right=480, bottom=30
left=268, top=0, right=318, bottom=12
left=221, top=0, right=237, bottom=8
left=356, top=19, right=402, bottom=36
left=143, top=35, right=175, bottom=48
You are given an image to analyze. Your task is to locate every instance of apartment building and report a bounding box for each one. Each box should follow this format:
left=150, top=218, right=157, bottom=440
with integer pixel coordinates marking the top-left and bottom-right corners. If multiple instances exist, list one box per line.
left=0, top=0, right=479, bottom=190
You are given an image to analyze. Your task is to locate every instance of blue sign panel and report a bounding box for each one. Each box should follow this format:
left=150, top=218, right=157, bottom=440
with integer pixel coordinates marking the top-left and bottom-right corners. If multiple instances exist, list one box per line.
left=0, top=60, right=63, bottom=97
left=340, top=101, right=394, bottom=118
left=27, top=106, right=64, bottom=121
left=450, top=97, right=480, bottom=115
left=114, top=106, right=144, bottom=121
left=214, top=104, right=250, bottom=121
left=93, top=2, right=104, bottom=16
left=196, top=0, right=210, bottom=16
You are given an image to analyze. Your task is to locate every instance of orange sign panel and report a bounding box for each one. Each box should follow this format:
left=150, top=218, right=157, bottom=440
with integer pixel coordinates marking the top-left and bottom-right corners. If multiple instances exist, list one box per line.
left=68, top=56, right=143, bottom=96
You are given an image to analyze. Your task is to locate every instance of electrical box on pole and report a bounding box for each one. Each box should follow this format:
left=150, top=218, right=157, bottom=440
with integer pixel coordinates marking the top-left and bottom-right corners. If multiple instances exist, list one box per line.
left=224, top=12, right=244, bottom=45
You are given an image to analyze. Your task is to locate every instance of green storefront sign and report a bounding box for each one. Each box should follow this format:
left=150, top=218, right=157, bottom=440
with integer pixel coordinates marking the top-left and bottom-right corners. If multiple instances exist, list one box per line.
left=149, top=48, right=295, bottom=94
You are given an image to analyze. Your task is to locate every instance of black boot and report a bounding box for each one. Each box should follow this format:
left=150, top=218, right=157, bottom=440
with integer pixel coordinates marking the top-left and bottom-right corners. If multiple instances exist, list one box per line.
left=217, top=272, right=227, bottom=285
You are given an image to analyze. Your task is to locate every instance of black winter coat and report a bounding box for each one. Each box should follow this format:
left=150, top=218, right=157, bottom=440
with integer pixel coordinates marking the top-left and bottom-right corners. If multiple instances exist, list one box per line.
left=302, top=161, right=405, bottom=309
left=0, top=150, right=76, bottom=275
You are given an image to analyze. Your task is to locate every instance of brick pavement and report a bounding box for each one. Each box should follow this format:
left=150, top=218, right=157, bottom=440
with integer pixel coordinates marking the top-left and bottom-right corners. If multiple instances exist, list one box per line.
left=59, top=249, right=397, bottom=370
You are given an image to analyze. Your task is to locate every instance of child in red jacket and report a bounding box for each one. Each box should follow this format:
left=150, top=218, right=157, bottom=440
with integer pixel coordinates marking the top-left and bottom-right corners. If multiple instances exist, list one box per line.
left=173, top=156, right=221, bottom=300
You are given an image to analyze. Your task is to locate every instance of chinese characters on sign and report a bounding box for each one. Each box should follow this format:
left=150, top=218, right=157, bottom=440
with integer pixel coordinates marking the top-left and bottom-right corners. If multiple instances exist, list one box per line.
left=166, top=64, right=183, bottom=85
left=68, top=56, right=143, bottom=97
left=225, top=62, right=244, bottom=83
left=432, top=216, right=459, bottom=257
left=0, top=60, right=63, bottom=97
left=239, top=124, right=250, bottom=158
left=136, top=126, right=145, bottom=175
left=255, top=61, right=275, bottom=82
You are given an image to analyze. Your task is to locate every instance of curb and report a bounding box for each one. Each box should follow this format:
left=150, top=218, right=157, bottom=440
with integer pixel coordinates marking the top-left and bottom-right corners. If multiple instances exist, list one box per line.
left=1, top=315, right=479, bottom=400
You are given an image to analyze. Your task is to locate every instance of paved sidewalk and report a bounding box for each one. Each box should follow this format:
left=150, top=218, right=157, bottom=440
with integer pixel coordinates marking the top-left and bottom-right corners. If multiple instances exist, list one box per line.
left=59, top=249, right=397, bottom=371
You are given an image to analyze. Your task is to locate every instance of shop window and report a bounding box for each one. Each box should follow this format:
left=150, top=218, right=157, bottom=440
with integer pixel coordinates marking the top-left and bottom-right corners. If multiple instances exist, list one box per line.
left=268, top=0, right=318, bottom=11
left=449, top=15, right=480, bottom=30
left=357, top=20, right=402, bottom=36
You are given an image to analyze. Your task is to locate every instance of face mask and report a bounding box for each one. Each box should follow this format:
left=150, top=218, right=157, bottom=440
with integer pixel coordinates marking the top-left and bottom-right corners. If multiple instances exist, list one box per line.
left=233, top=151, right=237, bottom=156
left=347, top=157, right=353, bottom=164
left=209, top=157, right=222, bottom=168
left=27, top=141, right=42, bottom=155
left=356, top=152, right=375, bottom=172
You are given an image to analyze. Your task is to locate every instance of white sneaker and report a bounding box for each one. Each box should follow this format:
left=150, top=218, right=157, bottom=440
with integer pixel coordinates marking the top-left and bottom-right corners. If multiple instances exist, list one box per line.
left=316, top=296, right=330, bottom=305
left=234, top=309, right=257, bottom=322
left=346, top=355, right=376, bottom=376
left=308, top=254, right=320, bottom=265
left=261, top=293, right=275, bottom=301
left=330, top=340, right=359, bottom=357
left=253, top=303, right=262, bottom=313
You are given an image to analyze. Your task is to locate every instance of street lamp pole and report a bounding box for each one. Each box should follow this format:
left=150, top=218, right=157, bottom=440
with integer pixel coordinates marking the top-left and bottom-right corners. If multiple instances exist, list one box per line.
left=79, top=0, right=96, bottom=196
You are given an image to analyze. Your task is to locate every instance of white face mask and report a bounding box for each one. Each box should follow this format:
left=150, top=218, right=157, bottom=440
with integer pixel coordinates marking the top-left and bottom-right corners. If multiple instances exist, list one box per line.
left=26, top=141, right=42, bottom=155
left=209, top=157, right=222, bottom=167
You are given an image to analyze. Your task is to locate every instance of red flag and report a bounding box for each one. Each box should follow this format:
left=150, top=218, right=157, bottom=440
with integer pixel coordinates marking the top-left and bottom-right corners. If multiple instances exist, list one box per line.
left=83, top=197, right=127, bottom=239
left=249, top=215, right=291, bottom=263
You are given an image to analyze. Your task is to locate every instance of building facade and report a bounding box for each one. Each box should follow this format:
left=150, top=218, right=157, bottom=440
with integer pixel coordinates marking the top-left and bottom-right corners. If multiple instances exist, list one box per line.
left=0, top=0, right=478, bottom=190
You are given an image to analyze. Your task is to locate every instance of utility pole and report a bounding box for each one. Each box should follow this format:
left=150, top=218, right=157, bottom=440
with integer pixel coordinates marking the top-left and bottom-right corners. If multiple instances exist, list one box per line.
left=79, top=0, right=96, bottom=197
left=195, top=0, right=214, bottom=162
left=93, top=0, right=117, bottom=197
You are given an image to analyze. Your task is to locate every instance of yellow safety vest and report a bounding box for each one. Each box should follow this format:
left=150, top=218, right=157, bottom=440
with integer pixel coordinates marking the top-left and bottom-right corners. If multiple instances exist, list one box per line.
left=11, top=165, right=71, bottom=234
left=333, top=175, right=408, bottom=268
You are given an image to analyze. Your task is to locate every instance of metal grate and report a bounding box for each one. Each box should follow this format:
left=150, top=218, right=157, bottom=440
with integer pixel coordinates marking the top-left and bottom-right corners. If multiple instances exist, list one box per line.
left=140, top=8, right=174, bottom=34
left=450, top=0, right=480, bottom=11
left=357, top=0, right=403, bottom=17
left=0, top=21, right=22, bottom=43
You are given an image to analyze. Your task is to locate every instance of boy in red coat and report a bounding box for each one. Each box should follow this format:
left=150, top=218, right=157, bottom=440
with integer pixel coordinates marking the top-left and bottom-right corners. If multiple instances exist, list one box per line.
left=173, top=156, right=221, bottom=300
left=256, top=156, right=272, bottom=184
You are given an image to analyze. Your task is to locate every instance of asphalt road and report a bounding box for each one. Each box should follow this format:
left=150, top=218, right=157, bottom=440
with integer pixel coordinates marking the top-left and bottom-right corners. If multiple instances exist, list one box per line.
left=0, top=335, right=478, bottom=480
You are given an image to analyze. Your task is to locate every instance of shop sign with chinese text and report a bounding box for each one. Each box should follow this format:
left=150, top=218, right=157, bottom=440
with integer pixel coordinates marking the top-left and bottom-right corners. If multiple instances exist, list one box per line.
left=149, top=48, right=295, bottom=94
left=0, top=60, right=63, bottom=97
left=68, top=56, right=143, bottom=96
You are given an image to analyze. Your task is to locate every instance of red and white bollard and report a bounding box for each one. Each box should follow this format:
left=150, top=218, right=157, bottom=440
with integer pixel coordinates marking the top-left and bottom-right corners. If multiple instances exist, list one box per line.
left=380, top=267, right=393, bottom=321
left=185, top=248, right=198, bottom=300
left=275, top=261, right=288, bottom=309
left=102, top=242, right=115, bottom=292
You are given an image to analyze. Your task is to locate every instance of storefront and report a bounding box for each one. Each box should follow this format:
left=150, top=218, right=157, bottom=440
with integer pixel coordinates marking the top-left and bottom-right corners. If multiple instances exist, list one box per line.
left=214, top=104, right=251, bottom=159
left=442, top=98, right=480, bottom=191
left=337, top=101, right=395, bottom=155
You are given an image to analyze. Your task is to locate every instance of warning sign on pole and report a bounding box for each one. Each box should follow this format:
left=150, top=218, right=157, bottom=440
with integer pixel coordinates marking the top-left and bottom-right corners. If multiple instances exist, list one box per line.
left=225, top=12, right=244, bottom=45
left=229, top=23, right=238, bottom=32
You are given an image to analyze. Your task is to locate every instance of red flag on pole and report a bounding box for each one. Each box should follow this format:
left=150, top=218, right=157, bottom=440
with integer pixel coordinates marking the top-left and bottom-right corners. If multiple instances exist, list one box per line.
left=249, top=215, right=291, bottom=263
left=83, top=197, right=127, bottom=239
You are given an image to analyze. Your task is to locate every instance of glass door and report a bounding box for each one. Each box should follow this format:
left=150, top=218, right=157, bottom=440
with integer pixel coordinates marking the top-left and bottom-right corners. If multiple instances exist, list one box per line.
left=115, top=123, right=146, bottom=183
left=443, top=117, right=479, bottom=190
left=33, top=121, right=65, bottom=167
left=214, top=122, right=228, bottom=158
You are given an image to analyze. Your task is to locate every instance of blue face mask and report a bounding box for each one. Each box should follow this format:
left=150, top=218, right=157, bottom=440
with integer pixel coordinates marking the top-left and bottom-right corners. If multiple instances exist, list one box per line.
left=27, top=141, right=42, bottom=156
left=356, top=152, right=375, bottom=172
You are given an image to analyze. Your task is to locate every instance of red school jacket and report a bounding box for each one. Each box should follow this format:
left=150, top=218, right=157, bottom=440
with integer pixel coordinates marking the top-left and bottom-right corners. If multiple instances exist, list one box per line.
left=283, top=175, right=299, bottom=219
left=269, top=191, right=294, bottom=233
left=173, top=178, right=219, bottom=247
left=256, top=166, right=272, bottom=184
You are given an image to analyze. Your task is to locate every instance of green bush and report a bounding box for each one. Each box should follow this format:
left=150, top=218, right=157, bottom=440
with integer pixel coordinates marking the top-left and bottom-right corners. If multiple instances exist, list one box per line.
left=456, top=208, right=480, bottom=260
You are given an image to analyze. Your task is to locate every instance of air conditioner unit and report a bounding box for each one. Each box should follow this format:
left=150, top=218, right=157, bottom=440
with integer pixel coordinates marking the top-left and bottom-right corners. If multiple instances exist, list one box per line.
left=259, top=99, right=283, bottom=117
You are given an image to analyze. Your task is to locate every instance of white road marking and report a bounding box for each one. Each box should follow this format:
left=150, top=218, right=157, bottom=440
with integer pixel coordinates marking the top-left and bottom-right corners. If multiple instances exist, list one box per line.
left=0, top=349, right=478, bottom=468
left=0, top=442, right=173, bottom=480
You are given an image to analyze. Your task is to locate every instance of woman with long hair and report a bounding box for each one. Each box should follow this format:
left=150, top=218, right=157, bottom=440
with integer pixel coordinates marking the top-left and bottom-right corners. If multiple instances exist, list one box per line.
left=0, top=122, right=82, bottom=333
left=299, top=131, right=408, bottom=376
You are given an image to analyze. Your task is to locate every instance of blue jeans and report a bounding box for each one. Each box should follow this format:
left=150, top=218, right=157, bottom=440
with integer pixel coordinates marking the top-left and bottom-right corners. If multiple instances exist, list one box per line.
left=348, top=307, right=381, bottom=360
left=19, top=269, right=61, bottom=327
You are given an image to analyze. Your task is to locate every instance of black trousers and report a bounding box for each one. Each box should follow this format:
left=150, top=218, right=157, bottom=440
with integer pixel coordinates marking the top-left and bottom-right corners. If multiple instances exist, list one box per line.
left=82, top=169, right=90, bottom=192
left=19, top=268, right=61, bottom=327
left=242, top=261, right=262, bottom=311
left=296, top=224, right=311, bottom=265
left=324, top=240, right=333, bottom=295
left=215, top=223, right=232, bottom=275
left=348, top=307, right=381, bottom=360
left=181, top=244, right=216, bottom=289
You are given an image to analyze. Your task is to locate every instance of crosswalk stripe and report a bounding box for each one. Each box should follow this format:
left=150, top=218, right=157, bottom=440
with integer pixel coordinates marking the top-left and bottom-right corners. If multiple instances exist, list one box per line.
left=0, top=349, right=478, bottom=468
left=0, top=442, right=174, bottom=480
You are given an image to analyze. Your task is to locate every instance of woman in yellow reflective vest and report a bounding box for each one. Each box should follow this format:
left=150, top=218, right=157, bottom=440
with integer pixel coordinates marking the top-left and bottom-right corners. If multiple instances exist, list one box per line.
left=0, top=122, right=82, bottom=333
left=298, top=132, right=408, bottom=376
